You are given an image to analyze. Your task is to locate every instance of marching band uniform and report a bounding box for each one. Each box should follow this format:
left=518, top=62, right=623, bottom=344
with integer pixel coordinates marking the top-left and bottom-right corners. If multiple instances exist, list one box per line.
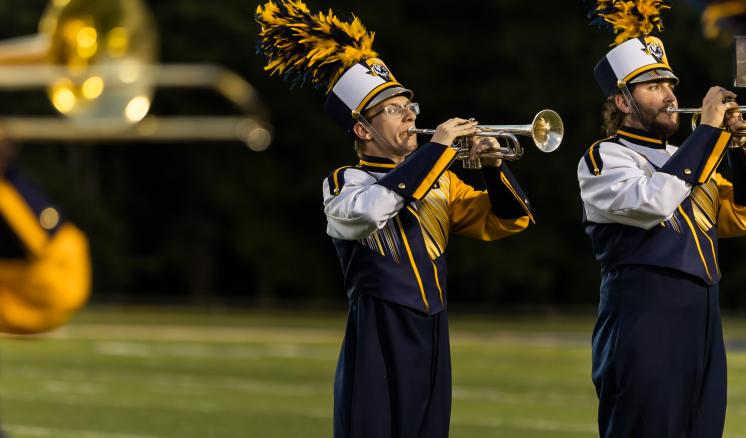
left=325, top=152, right=531, bottom=437
left=581, top=3, right=746, bottom=436
left=579, top=125, right=746, bottom=436
left=255, top=2, right=533, bottom=436
left=320, top=57, right=533, bottom=438
left=0, top=165, right=91, bottom=334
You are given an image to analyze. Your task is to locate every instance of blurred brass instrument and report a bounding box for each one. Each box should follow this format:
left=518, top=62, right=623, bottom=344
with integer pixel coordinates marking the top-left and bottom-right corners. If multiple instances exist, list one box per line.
left=0, top=0, right=272, bottom=151
left=408, top=109, right=563, bottom=169
left=666, top=104, right=746, bottom=142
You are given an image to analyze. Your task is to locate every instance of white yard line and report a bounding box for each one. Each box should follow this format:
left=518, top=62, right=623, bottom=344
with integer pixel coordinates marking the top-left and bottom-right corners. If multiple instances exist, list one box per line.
left=4, top=324, right=591, bottom=348
left=19, top=325, right=343, bottom=344
left=92, top=340, right=336, bottom=360
left=451, top=416, right=598, bottom=434
left=452, top=386, right=595, bottom=405
left=3, top=366, right=329, bottom=396
left=5, top=425, right=166, bottom=438
left=2, top=392, right=221, bottom=413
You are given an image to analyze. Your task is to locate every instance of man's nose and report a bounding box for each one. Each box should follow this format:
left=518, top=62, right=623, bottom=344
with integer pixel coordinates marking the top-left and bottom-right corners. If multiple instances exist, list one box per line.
left=663, top=87, right=676, bottom=103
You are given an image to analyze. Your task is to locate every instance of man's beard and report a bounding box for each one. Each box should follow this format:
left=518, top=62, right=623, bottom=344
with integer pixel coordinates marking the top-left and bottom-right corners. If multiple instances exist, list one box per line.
left=637, top=104, right=679, bottom=137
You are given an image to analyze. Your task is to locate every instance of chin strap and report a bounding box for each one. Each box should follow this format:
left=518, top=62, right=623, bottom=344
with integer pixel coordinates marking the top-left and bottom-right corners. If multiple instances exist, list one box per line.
left=620, top=84, right=647, bottom=129
left=352, top=111, right=397, bottom=153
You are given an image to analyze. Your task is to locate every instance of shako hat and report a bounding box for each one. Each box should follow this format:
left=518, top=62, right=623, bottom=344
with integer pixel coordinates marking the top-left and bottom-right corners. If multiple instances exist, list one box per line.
left=255, top=1, right=412, bottom=132
left=590, top=0, right=679, bottom=96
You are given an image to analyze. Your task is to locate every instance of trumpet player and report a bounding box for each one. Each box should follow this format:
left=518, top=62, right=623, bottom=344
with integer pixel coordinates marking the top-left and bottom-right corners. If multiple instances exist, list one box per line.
left=255, top=2, right=533, bottom=436
left=325, top=86, right=536, bottom=437
left=580, top=3, right=746, bottom=437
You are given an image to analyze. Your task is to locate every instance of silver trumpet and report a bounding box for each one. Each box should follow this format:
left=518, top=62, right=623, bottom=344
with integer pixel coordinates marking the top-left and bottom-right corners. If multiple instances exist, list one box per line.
left=407, top=109, right=563, bottom=169
left=667, top=105, right=746, bottom=141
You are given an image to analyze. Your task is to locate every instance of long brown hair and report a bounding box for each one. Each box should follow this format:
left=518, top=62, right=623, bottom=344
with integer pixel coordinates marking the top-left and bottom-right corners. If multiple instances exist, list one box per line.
left=601, top=95, right=625, bottom=137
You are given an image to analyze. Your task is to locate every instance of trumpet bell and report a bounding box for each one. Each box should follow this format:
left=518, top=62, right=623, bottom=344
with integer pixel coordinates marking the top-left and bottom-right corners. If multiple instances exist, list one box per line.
left=531, top=109, right=563, bottom=153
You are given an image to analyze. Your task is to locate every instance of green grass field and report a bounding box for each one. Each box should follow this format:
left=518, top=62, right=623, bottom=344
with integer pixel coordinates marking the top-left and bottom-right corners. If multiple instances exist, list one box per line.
left=2, top=308, right=746, bottom=438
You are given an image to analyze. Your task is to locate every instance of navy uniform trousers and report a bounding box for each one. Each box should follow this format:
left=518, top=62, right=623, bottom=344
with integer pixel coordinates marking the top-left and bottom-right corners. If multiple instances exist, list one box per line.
left=333, top=294, right=451, bottom=438
left=592, top=265, right=726, bottom=438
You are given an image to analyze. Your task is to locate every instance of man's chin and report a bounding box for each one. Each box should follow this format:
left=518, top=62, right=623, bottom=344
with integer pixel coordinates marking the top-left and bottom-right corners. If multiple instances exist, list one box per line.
left=651, top=118, right=679, bottom=137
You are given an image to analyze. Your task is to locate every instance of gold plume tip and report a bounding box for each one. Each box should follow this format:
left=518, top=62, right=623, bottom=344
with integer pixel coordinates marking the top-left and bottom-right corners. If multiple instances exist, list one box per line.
left=590, top=0, right=672, bottom=46
left=255, top=0, right=378, bottom=92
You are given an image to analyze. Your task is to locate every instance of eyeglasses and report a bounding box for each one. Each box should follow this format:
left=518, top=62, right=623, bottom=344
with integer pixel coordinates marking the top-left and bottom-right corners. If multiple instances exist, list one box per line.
left=368, top=102, right=420, bottom=119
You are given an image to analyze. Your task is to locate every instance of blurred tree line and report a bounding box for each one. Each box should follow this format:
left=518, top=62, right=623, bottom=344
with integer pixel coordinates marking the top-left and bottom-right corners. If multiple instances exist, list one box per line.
left=4, top=0, right=746, bottom=310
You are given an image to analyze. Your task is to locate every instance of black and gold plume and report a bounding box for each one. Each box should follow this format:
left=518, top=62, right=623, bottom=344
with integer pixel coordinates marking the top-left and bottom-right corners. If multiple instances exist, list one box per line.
left=255, top=0, right=377, bottom=92
left=589, top=0, right=672, bottom=46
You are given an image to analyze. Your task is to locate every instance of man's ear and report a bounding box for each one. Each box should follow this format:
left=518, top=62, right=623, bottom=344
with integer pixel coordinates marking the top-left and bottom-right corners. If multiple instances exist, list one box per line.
left=352, top=122, right=372, bottom=141
left=614, top=93, right=633, bottom=115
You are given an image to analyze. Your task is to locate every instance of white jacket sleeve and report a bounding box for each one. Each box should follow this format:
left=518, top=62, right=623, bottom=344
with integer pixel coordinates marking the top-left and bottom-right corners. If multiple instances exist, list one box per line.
left=322, top=168, right=405, bottom=240
left=578, top=142, right=692, bottom=230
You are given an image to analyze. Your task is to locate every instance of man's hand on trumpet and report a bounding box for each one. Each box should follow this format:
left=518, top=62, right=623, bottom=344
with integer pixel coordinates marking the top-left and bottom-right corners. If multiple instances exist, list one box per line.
left=430, top=118, right=478, bottom=147
left=426, top=118, right=504, bottom=167
left=699, top=86, right=738, bottom=129
left=696, top=87, right=746, bottom=148
left=725, top=106, right=746, bottom=148
left=468, top=136, right=503, bottom=167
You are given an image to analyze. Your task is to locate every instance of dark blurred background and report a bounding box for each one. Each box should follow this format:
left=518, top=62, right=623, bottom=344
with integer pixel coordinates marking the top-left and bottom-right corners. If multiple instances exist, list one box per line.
left=6, top=0, right=746, bottom=310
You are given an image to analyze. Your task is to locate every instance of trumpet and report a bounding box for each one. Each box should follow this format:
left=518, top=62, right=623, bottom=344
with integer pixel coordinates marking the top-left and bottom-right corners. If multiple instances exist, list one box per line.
left=666, top=105, right=746, bottom=141
left=407, top=109, right=563, bottom=168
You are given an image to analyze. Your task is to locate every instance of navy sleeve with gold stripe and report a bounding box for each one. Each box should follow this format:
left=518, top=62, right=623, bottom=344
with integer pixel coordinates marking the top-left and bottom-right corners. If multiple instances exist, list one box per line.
left=0, top=167, right=31, bottom=257
left=5, top=166, right=65, bottom=233
left=583, top=140, right=606, bottom=176
left=728, top=148, right=746, bottom=205
left=325, top=165, right=354, bottom=196
left=482, top=164, right=534, bottom=222
left=376, top=142, right=457, bottom=201
left=0, top=166, right=65, bottom=257
left=660, top=125, right=731, bottom=185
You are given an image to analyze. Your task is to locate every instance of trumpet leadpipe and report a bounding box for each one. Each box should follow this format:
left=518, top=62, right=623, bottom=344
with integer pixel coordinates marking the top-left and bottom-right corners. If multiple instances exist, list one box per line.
left=666, top=105, right=746, bottom=114
left=666, top=107, right=701, bottom=114
left=666, top=105, right=746, bottom=142
left=407, top=127, right=436, bottom=136
left=406, top=126, right=515, bottom=138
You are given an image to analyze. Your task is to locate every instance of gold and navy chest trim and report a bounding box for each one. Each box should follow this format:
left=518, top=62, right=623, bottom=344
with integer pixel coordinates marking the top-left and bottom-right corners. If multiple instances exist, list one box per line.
left=358, top=173, right=451, bottom=263
left=359, top=219, right=404, bottom=264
